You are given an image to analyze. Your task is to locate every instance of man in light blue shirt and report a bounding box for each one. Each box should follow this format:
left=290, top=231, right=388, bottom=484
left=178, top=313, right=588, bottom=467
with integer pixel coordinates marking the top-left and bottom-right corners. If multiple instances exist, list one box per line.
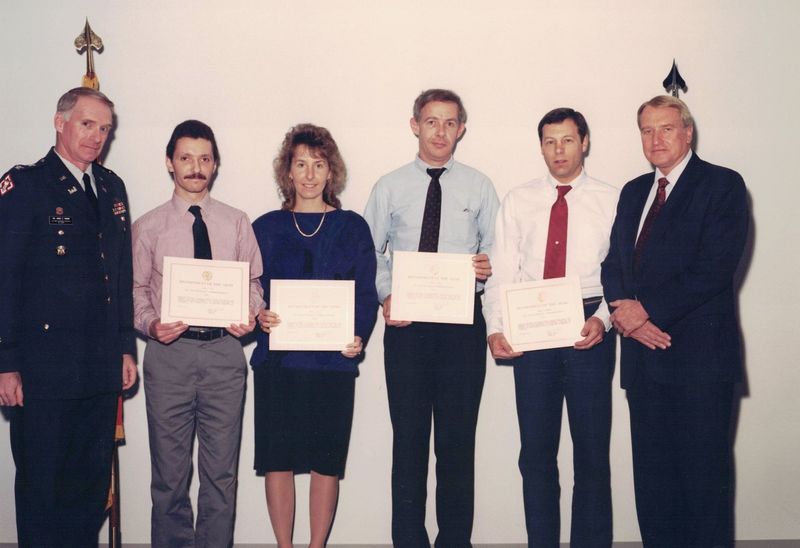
left=363, top=88, right=499, bottom=548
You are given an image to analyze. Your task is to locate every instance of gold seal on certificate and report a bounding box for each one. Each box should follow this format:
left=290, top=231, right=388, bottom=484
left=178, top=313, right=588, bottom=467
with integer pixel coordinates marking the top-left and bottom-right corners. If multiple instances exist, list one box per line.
left=501, top=276, right=586, bottom=352
left=390, top=251, right=475, bottom=324
left=161, top=256, right=250, bottom=327
left=269, top=279, right=355, bottom=351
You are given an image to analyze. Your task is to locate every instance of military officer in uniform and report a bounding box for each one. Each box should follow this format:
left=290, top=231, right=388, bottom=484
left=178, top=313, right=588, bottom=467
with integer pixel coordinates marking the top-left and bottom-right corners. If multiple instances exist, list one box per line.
left=0, top=87, right=137, bottom=547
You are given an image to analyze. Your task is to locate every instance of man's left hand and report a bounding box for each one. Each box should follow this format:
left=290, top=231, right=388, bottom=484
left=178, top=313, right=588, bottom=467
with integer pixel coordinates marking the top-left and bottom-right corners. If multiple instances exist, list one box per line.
left=122, top=353, right=137, bottom=390
left=227, top=316, right=256, bottom=338
left=609, top=299, right=649, bottom=336
left=574, top=317, right=604, bottom=350
left=473, top=253, right=492, bottom=280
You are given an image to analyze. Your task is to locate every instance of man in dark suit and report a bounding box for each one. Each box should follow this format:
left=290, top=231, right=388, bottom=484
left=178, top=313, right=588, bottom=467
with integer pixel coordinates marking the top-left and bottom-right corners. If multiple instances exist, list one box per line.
left=601, top=95, right=748, bottom=547
left=0, top=87, right=137, bottom=547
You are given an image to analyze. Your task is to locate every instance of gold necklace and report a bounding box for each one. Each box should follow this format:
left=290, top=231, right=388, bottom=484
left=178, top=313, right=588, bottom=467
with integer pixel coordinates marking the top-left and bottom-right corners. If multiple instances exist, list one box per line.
left=291, top=205, right=327, bottom=238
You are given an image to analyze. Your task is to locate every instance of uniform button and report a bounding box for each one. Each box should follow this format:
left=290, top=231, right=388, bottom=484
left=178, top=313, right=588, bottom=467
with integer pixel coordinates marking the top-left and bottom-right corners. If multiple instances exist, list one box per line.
left=98, top=232, right=103, bottom=239
left=107, top=297, right=112, bottom=304
left=58, top=229, right=65, bottom=236
left=100, top=252, right=105, bottom=259
left=104, top=274, right=109, bottom=281
left=43, top=324, right=50, bottom=331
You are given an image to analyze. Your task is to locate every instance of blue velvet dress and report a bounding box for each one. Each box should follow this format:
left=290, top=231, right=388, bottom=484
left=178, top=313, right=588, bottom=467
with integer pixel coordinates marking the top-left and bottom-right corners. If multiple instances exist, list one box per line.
left=250, top=208, right=378, bottom=476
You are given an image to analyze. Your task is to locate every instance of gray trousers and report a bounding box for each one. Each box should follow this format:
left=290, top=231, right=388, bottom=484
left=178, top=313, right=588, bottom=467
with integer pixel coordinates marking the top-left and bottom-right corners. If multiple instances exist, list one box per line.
left=143, top=335, right=247, bottom=548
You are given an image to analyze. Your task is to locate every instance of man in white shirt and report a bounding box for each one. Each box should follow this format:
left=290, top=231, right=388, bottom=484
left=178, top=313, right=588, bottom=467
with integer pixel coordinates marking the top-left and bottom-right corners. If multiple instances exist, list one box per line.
left=483, top=108, right=619, bottom=547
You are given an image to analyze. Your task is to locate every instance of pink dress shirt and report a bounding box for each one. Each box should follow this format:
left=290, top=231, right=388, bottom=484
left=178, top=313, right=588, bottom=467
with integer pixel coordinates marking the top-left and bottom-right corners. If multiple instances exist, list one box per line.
left=132, top=192, right=263, bottom=335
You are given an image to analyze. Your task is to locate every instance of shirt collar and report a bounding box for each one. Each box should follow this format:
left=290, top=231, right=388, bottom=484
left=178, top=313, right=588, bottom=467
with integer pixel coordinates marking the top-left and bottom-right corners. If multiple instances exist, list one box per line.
left=546, top=167, right=586, bottom=191
left=54, top=149, right=94, bottom=185
left=414, top=154, right=455, bottom=175
left=655, top=149, right=693, bottom=185
left=170, top=191, right=213, bottom=216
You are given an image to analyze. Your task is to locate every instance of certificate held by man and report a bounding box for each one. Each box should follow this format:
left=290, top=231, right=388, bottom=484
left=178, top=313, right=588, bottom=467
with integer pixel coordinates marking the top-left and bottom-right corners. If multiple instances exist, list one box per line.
left=390, top=251, right=475, bottom=324
left=161, top=256, right=250, bottom=327
left=269, top=279, right=355, bottom=351
left=501, top=276, right=585, bottom=352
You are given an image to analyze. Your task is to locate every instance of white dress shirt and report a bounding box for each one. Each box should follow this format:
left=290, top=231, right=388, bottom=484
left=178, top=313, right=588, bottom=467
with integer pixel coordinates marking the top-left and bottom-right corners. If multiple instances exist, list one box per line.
left=483, top=169, right=619, bottom=335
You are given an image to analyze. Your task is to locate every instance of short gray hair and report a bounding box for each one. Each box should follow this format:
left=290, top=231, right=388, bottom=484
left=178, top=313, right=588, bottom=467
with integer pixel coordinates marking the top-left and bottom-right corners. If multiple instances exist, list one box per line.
left=56, top=87, right=114, bottom=120
left=637, top=95, right=694, bottom=129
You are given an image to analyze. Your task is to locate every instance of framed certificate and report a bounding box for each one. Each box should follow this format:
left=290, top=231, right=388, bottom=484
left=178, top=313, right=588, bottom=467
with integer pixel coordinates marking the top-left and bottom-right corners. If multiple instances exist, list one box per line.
left=161, top=256, right=250, bottom=327
left=390, top=251, right=475, bottom=324
left=501, top=276, right=586, bottom=352
left=268, top=279, right=355, bottom=351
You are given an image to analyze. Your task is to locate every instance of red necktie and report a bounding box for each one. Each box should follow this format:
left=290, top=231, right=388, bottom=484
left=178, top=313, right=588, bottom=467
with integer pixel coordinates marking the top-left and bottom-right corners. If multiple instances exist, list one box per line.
left=543, top=185, right=572, bottom=279
left=633, top=177, right=670, bottom=268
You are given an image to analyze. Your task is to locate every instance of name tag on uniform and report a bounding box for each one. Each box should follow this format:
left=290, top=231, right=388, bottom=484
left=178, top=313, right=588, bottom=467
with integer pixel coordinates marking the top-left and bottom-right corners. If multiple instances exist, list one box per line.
left=49, top=216, right=73, bottom=225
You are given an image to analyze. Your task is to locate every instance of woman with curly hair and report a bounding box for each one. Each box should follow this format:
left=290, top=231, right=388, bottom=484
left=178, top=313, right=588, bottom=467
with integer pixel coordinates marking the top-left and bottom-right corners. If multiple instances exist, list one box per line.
left=250, top=123, right=378, bottom=547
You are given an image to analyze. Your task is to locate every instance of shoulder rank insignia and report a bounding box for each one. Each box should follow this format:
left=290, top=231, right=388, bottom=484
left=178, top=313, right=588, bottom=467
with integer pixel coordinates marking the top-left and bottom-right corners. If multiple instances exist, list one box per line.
left=0, top=174, right=14, bottom=196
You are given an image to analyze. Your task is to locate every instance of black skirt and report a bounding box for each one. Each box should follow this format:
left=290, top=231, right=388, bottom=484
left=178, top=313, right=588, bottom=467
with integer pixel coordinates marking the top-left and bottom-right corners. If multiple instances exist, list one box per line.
left=253, top=362, right=356, bottom=478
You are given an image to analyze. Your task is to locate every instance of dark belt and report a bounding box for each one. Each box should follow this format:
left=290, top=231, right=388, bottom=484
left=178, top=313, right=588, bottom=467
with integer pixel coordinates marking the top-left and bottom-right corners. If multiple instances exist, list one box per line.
left=180, top=327, right=228, bottom=341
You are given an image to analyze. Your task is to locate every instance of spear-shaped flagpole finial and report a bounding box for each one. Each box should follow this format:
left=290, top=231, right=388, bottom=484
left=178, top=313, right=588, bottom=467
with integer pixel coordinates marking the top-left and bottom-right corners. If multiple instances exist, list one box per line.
left=662, top=59, right=687, bottom=98
left=74, top=18, right=104, bottom=90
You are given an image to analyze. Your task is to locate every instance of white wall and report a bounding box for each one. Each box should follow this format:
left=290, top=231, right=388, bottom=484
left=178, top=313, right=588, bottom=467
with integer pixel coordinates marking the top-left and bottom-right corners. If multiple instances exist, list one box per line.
left=1, top=0, right=798, bottom=543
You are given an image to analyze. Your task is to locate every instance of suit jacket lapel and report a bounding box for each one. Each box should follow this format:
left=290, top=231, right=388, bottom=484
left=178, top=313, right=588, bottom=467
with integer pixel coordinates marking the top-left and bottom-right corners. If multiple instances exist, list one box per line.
left=45, top=149, right=95, bottom=220
left=94, top=167, right=114, bottom=229
left=636, top=153, right=702, bottom=273
left=625, top=177, right=653, bottom=279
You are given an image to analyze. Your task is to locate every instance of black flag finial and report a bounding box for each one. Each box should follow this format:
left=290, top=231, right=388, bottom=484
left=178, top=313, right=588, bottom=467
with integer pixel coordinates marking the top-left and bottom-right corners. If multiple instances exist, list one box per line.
left=662, top=59, right=687, bottom=98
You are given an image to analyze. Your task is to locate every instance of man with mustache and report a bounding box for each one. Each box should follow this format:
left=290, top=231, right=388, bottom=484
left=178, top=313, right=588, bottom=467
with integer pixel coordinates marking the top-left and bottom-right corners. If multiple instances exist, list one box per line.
left=132, top=120, right=263, bottom=547
left=0, top=87, right=137, bottom=547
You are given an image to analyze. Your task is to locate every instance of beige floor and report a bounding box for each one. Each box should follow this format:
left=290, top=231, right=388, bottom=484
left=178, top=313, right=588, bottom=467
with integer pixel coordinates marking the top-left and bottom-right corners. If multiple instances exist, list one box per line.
left=4, top=542, right=798, bottom=547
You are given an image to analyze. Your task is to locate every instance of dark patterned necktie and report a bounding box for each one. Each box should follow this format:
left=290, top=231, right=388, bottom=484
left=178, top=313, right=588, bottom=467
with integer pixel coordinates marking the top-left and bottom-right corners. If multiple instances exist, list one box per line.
left=542, top=185, right=572, bottom=279
left=634, top=177, right=670, bottom=268
left=82, top=173, right=98, bottom=214
left=188, top=205, right=213, bottom=260
left=418, top=167, right=446, bottom=252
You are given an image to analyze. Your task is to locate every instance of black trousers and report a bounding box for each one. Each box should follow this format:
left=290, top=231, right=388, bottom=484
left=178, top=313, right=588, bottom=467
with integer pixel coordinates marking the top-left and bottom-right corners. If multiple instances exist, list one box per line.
left=627, top=373, right=734, bottom=548
left=384, top=299, right=486, bottom=548
left=10, top=392, right=117, bottom=548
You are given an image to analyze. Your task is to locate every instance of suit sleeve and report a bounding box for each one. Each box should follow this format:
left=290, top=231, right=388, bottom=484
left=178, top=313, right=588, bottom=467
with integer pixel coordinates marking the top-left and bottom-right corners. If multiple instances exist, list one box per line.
left=639, top=172, right=748, bottom=329
left=600, top=193, right=631, bottom=305
left=117, top=181, right=137, bottom=357
left=0, top=171, right=33, bottom=372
